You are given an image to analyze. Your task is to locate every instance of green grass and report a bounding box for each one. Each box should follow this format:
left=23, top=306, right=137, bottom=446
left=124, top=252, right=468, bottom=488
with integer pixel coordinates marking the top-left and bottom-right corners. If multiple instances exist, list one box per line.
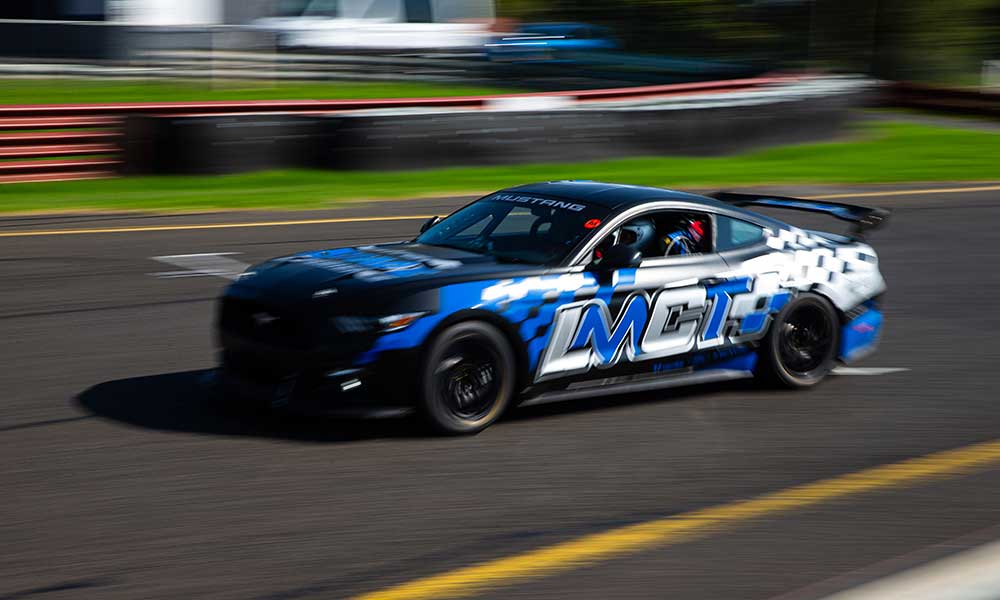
left=1, top=122, right=997, bottom=214
left=0, top=78, right=516, bottom=105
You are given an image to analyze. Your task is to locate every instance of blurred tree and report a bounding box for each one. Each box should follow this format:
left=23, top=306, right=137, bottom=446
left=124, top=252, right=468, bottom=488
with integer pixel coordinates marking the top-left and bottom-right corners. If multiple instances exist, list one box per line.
left=882, top=0, right=999, bottom=83
left=809, top=0, right=1000, bottom=82
left=497, top=0, right=1000, bottom=84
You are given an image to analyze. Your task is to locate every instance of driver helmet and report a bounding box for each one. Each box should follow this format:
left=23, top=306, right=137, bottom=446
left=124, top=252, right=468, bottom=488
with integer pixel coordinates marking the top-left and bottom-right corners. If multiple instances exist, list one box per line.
left=684, top=217, right=706, bottom=243
left=615, top=217, right=657, bottom=256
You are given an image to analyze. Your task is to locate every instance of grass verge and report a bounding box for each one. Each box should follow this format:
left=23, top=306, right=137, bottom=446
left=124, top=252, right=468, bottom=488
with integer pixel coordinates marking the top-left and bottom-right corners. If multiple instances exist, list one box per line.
left=0, top=122, right=997, bottom=214
left=0, top=78, right=515, bottom=105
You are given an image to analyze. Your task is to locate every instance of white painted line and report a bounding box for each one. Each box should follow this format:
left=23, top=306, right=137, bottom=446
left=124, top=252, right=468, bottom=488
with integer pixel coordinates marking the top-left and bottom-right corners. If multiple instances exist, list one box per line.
left=832, top=367, right=911, bottom=376
left=152, top=269, right=238, bottom=279
left=819, top=539, right=1000, bottom=600
left=150, top=253, right=251, bottom=280
left=155, top=252, right=243, bottom=259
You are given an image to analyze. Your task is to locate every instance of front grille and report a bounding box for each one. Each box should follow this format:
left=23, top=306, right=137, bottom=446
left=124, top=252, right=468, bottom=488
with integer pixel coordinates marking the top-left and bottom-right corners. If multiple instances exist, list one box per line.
left=222, top=348, right=299, bottom=383
left=219, top=297, right=310, bottom=348
left=218, top=295, right=383, bottom=381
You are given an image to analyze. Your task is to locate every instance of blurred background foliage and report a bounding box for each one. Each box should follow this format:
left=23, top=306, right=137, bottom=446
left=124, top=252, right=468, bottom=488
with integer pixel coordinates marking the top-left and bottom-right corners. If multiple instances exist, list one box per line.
left=497, top=0, right=1000, bottom=84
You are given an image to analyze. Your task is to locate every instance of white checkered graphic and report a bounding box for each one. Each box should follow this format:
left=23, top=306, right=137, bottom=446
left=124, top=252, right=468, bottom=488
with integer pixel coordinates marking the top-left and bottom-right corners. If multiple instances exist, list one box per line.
left=727, top=226, right=885, bottom=310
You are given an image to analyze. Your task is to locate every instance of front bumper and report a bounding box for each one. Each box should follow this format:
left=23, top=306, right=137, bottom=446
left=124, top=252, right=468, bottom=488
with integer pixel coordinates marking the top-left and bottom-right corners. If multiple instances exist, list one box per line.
left=217, top=339, right=418, bottom=417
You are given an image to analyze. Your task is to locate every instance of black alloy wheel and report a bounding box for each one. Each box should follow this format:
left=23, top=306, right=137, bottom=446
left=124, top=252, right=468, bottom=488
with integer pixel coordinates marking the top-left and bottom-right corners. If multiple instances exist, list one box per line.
left=419, top=321, right=515, bottom=434
left=758, top=293, right=840, bottom=388
left=779, top=303, right=835, bottom=376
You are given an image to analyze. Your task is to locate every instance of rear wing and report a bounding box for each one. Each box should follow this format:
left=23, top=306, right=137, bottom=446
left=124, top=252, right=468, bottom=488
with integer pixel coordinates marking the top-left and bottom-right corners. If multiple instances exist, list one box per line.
left=710, top=192, right=890, bottom=241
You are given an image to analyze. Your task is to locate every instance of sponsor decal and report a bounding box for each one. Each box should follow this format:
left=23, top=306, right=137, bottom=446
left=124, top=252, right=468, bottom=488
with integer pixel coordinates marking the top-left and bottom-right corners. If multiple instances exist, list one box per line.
left=536, top=276, right=790, bottom=381
left=280, top=247, right=459, bottom=281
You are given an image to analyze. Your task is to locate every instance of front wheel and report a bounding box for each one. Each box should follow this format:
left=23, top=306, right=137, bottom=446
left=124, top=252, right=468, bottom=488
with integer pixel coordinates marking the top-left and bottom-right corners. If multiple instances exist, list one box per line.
left=418, top=321, right=516, bottom=435
left=757, top=293, right=840, bottom=388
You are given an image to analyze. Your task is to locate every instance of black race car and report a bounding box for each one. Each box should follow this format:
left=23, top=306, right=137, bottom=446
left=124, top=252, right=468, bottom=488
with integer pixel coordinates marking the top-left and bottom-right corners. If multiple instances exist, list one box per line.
left=217, top=182, right=888, bottom=434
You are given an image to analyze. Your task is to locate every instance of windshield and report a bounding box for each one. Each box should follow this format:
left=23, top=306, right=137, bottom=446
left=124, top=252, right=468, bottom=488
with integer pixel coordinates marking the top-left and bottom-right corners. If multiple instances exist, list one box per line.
left=416, top=193, right=611, bottom=265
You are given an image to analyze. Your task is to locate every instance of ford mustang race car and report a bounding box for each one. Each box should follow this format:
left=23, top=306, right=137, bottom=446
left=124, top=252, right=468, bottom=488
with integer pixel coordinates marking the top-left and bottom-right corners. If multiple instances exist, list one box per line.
left=216, top=182, right=888, bottom=434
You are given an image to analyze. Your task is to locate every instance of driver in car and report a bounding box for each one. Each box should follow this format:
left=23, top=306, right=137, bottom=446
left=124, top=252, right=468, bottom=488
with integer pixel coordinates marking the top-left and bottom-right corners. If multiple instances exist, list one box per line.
left=593, top=217, right=659, bottom=264
left=662, top=217, right=707, bottom=256
left=594, top=216, right=707, bottom=263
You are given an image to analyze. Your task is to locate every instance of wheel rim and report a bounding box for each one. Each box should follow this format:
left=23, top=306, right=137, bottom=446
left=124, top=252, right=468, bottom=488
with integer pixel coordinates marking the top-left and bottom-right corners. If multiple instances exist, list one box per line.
left=779, top=304, right=834, bottom=376
left=434, top=339, right=500, bottom=421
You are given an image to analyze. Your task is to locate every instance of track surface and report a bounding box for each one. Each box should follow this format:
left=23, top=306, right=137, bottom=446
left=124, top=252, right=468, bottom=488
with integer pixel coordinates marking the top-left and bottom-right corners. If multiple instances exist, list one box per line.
left=2, top=183, right=1000, bottom=600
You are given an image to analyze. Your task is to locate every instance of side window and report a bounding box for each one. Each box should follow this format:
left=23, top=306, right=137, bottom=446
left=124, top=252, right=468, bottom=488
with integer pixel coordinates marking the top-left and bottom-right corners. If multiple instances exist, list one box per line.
left=592, top=210, right=712, bottom=262
left=716, top=216, right=766, bottom=251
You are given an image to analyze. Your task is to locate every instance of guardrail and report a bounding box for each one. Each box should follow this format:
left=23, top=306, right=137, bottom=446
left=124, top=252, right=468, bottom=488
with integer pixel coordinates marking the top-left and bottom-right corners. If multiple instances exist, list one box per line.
left=0, top=76, right=800, bottom=184
left=0, top=116, right=121, bottom=183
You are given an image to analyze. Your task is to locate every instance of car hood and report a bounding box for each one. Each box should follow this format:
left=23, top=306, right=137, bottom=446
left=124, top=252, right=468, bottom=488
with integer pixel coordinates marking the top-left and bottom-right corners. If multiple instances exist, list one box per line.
left=229, top=242, right=534, bottom=307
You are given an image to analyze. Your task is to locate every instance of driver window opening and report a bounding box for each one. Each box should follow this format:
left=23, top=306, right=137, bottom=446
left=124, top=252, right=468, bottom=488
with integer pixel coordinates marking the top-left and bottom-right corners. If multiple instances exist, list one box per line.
left=593, top=211, right=712, bottom=263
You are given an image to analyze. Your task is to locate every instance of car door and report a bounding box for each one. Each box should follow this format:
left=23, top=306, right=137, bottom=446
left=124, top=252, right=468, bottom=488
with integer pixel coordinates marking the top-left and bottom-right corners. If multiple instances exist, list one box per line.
left=535, top=206, right=731, bottom=384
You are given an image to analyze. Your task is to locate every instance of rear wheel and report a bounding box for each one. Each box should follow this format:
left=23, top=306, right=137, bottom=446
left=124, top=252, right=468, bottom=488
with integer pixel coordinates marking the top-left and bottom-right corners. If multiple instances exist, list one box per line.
left=758, top=293, right=840, bottom=388
left=419, top=321, right=515, bottom=435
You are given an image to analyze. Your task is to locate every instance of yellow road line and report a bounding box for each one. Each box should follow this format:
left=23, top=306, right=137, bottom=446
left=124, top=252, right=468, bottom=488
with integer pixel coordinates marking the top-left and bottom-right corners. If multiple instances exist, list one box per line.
left=0, top=214, right=435, bottom=238
left=0, top=184, right=998, bottom=239
left=811, top=185, right=1000, bottom=200
left=353, top=438, right=1000, bottom=600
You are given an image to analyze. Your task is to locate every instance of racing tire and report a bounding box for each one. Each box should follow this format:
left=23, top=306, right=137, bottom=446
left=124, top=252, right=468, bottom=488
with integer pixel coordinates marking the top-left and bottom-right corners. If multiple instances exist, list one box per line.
left=418, top=321, right=516, bottom=435
left=757, top=293, right=840, bottom=388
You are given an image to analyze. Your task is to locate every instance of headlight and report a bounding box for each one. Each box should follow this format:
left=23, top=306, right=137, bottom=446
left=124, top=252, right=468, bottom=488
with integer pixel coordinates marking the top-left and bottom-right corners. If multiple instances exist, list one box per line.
left=332, top=312, right=428, bottom=334
left=378, top=312, right=428, bottom=332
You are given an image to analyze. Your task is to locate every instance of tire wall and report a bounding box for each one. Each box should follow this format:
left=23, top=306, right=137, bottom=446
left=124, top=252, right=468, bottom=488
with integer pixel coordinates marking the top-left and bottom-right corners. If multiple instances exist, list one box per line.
left=122, top=91, right=860, bottom=175
left=123, top=114, right=322, bottom=175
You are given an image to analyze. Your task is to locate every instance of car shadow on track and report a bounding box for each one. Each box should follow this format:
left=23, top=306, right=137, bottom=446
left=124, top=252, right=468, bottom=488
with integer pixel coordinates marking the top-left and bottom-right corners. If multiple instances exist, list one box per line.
left=509, top=379, right=758, bottom=423
left=77, top=369, right=764, bottom=442
left=75, top=370, right=427, bottom=443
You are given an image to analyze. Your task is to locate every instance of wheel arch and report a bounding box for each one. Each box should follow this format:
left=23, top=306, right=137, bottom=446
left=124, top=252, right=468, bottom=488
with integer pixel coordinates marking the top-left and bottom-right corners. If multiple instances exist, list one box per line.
left=421, top=309, right=532, bottom=394
left=804, top=284, right=850, bottom=326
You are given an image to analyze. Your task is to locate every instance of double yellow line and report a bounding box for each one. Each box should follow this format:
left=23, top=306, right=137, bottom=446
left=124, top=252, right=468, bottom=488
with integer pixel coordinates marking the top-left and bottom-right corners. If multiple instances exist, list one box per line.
left=354, top=438, right=1000, bottom=600
left=1, top=184, right=998, bottom=239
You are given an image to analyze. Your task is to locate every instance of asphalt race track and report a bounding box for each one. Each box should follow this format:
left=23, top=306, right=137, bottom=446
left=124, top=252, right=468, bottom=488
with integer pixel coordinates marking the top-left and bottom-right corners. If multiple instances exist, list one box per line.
left=3, top=183, right=1000, bottom=600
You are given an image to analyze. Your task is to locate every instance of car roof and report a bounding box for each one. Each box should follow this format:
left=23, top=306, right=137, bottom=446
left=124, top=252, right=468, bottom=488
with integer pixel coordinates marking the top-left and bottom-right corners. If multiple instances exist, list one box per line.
left=500, top=181, right=734, bottom=212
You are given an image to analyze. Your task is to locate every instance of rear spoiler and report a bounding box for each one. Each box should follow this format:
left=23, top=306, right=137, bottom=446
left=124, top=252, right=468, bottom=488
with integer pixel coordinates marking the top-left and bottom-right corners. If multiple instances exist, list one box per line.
left=710, top=192, right=890, bottom=241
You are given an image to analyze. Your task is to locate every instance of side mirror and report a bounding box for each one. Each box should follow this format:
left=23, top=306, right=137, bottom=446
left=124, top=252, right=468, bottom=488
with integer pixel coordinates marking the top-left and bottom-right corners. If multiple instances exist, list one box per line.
left=591, top=245, right=642, bottom=272
left=420, top=216, right=442, bottom=234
